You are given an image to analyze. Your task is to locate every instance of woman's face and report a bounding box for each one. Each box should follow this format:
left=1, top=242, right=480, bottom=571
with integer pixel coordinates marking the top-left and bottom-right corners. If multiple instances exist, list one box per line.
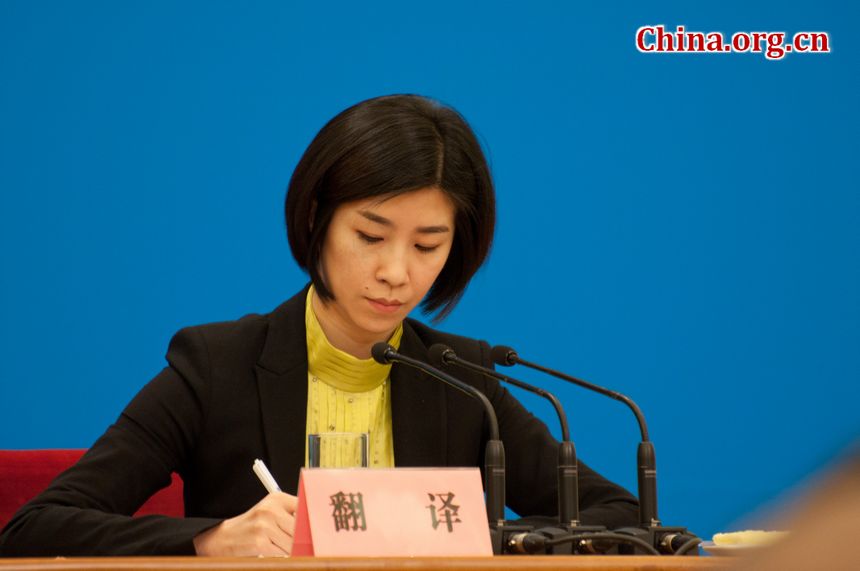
left=315, top=187, right=456, bottom=348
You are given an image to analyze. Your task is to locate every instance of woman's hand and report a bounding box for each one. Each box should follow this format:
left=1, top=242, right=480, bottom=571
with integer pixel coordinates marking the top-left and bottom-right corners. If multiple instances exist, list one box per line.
left=193, top=492, right=298, bottom=557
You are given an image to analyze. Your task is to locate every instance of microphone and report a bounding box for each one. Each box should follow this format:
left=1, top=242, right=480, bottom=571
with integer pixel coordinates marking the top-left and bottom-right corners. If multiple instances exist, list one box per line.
left=491, top=345, right=701, bottom=555
left=371, top=342, right=510, bottom=554
left=427, top=344, right=584, bottom=531
left=491, top=345, right=657, bottom=525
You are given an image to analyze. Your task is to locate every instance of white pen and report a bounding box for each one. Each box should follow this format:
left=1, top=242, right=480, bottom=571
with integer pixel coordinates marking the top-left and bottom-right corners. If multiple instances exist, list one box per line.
left=252, top=458, right=282, bottom=494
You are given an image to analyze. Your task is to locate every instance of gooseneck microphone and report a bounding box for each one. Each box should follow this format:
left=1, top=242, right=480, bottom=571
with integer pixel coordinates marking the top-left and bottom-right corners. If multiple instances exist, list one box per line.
left=427, top=343, right=583, bottom=531
left=428, top=345, right=571, bottom=440
left=371, top=342, right=508, bottom=553
left=491, top=345, right=700, bottom=555
left=491, top=345, right=657, bottom=526
left=372, top=343, right=500, bottom=442
left=491, top=346, right=650, bottom=441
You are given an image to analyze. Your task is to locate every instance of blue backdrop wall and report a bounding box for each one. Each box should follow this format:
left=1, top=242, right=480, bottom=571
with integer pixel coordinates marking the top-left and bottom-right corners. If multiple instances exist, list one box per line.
left=1, top=1, right=857, bottom=541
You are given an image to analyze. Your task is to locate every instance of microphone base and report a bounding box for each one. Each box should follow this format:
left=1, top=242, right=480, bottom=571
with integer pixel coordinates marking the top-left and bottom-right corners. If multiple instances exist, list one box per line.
left=503, top=521, right=608, bottom=555
left=490, top=521, right=535, bottom=555
left=553, top=524, right=608, bottom=555
left=613, top=525, right=701, bottom=556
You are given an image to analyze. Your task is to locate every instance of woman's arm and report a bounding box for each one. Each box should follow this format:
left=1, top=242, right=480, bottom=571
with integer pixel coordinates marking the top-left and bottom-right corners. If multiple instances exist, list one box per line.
left=0, top=328, right=221, bottom=556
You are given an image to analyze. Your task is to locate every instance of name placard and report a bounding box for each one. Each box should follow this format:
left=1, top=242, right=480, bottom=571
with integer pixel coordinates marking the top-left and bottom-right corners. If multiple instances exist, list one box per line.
left=292, top=467, right=492, bottom=557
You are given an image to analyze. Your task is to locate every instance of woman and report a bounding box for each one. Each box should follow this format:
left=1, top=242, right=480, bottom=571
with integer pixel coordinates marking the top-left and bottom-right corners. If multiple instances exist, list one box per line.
left=0, top=95, right=638, bottom=557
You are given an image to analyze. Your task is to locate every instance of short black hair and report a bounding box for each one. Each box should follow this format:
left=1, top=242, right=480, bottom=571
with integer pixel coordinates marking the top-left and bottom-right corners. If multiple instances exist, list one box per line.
left=285, top=94, right=495, bottom=320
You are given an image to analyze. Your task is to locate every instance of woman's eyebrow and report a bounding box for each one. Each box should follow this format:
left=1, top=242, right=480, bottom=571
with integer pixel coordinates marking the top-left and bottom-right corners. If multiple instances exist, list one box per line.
left=358, top=210, right=450, bottom=234
left=358, top=210, right=392, bottom=226
left=415, top=225, right=451, bottom=234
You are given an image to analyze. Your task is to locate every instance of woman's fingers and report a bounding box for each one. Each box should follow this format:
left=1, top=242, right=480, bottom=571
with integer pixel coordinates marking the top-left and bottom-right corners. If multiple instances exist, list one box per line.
left=193, top=492, right=300, bottom=557
left=247, top=493, right=297, bottom=556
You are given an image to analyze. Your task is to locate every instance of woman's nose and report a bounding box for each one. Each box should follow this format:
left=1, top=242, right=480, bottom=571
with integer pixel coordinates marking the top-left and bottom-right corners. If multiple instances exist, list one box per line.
left=375, top=250, right=409, bottom=287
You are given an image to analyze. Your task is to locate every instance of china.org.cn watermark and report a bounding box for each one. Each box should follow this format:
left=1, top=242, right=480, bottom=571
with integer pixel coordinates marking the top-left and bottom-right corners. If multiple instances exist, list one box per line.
left=636, top=25, right=830, bottom=60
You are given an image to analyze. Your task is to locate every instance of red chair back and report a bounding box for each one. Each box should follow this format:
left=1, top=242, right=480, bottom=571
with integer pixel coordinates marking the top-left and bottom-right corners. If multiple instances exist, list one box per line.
left=0, top=449, right=183, bottom=530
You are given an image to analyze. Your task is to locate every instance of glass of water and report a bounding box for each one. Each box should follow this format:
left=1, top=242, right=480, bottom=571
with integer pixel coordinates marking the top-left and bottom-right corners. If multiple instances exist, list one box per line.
left=308, top=432, right=369, bottom=468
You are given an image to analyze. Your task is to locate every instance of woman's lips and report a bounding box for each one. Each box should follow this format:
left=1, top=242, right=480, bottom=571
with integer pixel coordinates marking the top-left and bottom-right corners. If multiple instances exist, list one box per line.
left=367, top=297, right=404, bottom=314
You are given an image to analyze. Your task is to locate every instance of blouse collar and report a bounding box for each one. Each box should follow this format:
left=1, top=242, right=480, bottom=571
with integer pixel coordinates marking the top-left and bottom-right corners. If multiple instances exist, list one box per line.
left=305, top=286, right=403, bottom=391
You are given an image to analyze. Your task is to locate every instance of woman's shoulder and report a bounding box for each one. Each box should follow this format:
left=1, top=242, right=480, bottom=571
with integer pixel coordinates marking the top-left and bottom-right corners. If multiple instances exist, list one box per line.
left=165, top=288, right=308, bottom=372
left=163, top=310, right=271, bottom=377
left=174, top=310, right=270, bottom=347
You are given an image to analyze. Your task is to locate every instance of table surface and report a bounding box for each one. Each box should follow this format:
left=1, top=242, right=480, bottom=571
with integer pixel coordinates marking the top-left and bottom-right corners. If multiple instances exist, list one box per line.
left=0, top=556, right=733, bottom=571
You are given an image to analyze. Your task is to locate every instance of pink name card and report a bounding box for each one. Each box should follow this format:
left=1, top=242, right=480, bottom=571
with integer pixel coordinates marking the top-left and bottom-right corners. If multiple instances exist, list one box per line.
left=292, top=467, right=492, bottom=557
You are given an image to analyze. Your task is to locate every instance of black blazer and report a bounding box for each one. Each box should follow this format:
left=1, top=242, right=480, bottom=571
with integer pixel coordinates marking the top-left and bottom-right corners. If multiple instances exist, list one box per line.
left=0, top=286, right=638, bottom=556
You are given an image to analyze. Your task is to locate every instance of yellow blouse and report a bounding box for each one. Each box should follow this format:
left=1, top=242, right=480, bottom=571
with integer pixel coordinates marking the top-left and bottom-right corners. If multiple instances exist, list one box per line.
left=304, top=287, right=401, bottom=468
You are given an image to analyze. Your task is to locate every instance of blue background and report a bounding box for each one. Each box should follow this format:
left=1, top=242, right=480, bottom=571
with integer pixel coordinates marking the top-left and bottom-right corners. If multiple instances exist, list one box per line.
left=1, top=1, right=857, bottom=541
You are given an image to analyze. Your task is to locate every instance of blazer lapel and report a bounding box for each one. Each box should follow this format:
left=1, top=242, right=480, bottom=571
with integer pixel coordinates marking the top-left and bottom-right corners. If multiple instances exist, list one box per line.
left=254, top=286, right=311, bottom=495
left=391, top=321, right=447, bottom=467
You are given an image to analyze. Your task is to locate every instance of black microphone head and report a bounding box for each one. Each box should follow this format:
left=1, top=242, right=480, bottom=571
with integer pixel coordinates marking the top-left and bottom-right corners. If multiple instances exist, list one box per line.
left=491, top=345, right=519, bottom=366
left=371, top=342, right=394, bottom=365
left=428, top=344, right=455, bottom=368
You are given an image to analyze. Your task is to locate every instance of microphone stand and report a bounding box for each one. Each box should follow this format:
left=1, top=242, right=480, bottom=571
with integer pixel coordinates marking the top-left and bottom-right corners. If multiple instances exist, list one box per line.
left=429, top=344, right=607, bottom=555
left=371, top=343, right=528, bottom=555
left=492, top=345, right=700, bottom=556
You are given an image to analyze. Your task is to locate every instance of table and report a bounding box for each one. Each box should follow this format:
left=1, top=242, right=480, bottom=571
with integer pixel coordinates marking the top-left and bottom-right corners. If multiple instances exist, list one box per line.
left=0, top=556, right=732, bottom=571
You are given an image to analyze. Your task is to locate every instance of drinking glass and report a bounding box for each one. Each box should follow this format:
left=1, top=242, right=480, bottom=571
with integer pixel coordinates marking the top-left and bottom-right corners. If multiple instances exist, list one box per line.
left=308, top=432, right=369, bottom=468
